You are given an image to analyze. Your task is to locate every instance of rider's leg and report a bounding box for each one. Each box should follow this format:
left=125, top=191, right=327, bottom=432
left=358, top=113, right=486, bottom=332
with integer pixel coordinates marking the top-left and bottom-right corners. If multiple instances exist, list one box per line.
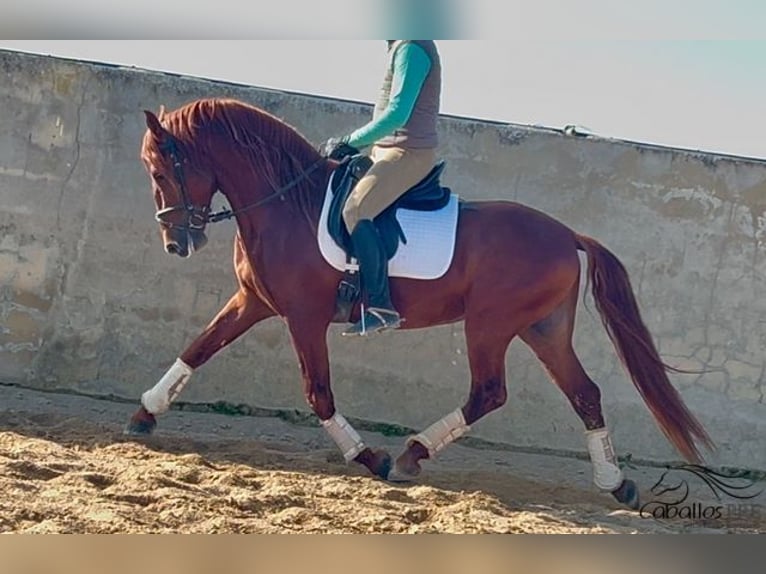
left=342, top=146, right=436, bottom=233
left=342, top=146, right=435, bottom=336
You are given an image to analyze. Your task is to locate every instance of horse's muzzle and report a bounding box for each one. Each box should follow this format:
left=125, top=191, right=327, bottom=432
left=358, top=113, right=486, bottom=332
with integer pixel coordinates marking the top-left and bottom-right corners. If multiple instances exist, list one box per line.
left=163, top=229, right=208, bottom=258
left=165, top=242, right=184, bottom=256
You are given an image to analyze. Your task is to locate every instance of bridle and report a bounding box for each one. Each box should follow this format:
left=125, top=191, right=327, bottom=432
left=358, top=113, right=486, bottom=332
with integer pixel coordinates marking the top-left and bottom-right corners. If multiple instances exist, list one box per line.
left=154, top=138, right=209, bottom=231
left=154, top=137, right=325, bottom=229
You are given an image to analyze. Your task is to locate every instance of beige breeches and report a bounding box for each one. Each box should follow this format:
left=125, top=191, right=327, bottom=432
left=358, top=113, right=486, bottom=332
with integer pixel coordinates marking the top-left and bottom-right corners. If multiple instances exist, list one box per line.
left=342, top=145, right=437, bottom=233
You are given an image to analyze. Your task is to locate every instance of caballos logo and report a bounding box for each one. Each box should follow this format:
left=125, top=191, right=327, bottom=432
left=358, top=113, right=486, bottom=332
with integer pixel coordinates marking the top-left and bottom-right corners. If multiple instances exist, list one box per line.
left=639, top=464, right=763, bottom=523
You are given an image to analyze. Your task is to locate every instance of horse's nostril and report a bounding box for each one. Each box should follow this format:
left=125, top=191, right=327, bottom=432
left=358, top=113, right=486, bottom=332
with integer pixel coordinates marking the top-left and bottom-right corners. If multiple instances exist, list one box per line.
left=166, top=243, right=181, bottom=255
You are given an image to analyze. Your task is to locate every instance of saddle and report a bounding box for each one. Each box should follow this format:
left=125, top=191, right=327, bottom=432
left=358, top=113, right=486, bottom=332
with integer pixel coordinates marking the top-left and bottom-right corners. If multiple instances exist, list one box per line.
left=327, top=155, right=451, bottom=260
left=326, top=154, right=452, bottom=323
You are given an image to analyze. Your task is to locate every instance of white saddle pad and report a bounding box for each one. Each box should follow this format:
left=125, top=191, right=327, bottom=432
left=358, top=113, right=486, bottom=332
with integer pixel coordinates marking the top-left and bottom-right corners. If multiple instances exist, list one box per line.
left=316, top=176, right=460, bottom=280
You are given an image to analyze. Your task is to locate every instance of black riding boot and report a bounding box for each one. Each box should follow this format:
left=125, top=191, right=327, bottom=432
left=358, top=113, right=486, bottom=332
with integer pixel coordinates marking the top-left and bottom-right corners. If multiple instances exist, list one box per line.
left=342, top=219, right=401, bottom=336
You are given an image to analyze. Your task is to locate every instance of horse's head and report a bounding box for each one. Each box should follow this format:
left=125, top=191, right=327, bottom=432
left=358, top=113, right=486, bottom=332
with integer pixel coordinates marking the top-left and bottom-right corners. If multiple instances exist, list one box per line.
left=141, top=108, right=217, bottom=258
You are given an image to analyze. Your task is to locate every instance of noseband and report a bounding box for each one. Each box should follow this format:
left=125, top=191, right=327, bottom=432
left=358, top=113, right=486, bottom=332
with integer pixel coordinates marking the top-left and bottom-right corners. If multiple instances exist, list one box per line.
left=154, top=137, right=325, bottom=228
left=154, top=138, right=209, bottom=232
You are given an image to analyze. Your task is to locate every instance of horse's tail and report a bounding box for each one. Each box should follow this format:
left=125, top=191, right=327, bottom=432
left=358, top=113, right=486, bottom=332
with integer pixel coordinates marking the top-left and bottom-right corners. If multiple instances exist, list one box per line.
left=575, top=233, right=714, bottom=463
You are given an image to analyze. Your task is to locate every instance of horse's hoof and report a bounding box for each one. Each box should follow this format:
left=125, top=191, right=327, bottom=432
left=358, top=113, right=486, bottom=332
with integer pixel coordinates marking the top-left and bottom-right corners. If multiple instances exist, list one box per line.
left=386, top=460, right=419, bottom=483
left=372, top=450, right=393, bottom=480
left=124, top=407, right=157, bottom=436
left=611, top=478, right=640, bottom=510
left=358, top=448, right=394, bottom=480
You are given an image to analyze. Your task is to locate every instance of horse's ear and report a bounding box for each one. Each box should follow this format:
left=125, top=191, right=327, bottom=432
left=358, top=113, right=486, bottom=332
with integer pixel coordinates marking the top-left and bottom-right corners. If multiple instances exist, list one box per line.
left=144, top=110, right=167, bottom=142
left=158, top=105, right=167, bottom=121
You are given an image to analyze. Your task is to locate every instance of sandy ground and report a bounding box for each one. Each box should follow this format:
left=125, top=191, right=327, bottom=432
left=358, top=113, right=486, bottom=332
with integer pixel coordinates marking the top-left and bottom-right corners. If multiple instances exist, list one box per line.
left=0, top=384, right=762, bottom=534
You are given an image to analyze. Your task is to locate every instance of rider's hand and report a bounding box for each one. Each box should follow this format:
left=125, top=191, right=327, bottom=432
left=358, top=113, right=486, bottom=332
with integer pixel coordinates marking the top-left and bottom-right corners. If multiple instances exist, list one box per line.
left=321, top=137, right=359, bottom=161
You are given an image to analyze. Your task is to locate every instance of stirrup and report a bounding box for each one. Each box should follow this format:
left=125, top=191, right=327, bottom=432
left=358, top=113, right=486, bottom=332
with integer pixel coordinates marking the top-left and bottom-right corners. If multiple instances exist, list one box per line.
left=342, top=307, right=402, bottom=337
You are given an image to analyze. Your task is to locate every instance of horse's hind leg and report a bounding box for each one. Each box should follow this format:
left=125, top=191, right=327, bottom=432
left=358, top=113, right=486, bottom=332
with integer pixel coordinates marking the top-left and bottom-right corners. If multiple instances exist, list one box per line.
left=519, top=291, right=639, bottom=509
left=390, top=314, right=514, bottom=481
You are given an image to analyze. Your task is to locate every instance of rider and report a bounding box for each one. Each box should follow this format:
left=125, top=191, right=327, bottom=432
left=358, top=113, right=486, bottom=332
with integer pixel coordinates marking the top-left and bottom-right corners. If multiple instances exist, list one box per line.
left=323, top=40, right=442, bottom=337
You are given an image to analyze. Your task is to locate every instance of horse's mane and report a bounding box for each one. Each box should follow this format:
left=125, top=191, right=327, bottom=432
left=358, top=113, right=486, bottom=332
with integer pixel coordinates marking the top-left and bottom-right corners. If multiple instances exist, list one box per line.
left=156, top=98, right=325, bottom=201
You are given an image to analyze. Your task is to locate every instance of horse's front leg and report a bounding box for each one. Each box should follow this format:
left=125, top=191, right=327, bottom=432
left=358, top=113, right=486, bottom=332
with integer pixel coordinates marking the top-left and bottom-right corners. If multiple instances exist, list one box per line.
left=125, top=289, right=275, bottom=435
left=287, top=317, right=392, bottom=479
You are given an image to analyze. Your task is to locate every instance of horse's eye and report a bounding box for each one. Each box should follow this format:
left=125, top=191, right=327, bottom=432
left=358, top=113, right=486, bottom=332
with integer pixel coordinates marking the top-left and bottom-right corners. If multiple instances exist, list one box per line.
left=152, top=173, right=166, bottom=183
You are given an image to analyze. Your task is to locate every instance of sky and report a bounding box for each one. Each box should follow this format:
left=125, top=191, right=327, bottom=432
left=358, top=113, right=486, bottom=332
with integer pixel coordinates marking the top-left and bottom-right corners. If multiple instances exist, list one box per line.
left=2, top=3, right=766, bottom=160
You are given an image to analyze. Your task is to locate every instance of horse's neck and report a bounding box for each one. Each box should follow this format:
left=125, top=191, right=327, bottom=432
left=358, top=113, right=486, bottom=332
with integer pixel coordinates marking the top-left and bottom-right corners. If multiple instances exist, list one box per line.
left=201, top=115, right=332, bottom=238
left=217, top=158, right=332, bottom=238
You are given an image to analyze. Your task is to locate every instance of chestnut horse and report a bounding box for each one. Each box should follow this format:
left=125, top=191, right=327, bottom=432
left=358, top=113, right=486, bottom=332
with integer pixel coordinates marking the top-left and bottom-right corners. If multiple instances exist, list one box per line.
left=126, top=98, right=713, bottom=509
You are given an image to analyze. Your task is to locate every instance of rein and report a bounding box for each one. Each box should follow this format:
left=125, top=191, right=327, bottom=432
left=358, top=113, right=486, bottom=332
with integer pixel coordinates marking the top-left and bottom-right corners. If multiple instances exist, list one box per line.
left=208, top=156, right=325, bottom=223
left=156, top=137, right=326, bottom=227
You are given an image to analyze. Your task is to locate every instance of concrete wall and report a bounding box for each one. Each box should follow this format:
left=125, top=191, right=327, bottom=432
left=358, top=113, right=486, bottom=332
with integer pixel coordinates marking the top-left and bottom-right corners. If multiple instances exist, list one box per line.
left=1, top=49, right=764, bottom=470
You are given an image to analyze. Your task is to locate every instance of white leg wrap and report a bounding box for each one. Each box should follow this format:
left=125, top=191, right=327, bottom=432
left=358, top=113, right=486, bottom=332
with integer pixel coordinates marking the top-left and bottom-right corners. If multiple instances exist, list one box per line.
left=406, top=408, right=470, bottom=457
left=586, top=427, right=624, bottom=491
left=141, top=358, right=194, bottom=415
left=321, top=413, right=366, bottom=462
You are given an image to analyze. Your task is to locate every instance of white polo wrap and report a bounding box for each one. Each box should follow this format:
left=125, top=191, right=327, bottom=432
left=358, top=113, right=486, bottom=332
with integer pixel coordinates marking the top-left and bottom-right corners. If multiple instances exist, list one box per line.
left=321, top=413, right=366, bottom=462
left=141, top=358, right=193, bottom=415
left=585, top=427, right=624, bottom=491
left=406, top=408, right=470, bottom=457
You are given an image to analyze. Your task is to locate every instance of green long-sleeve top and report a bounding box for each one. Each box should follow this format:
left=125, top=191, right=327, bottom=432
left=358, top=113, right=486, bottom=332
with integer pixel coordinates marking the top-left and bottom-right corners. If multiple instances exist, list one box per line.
left=345, top=42, right=432, bottom=149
